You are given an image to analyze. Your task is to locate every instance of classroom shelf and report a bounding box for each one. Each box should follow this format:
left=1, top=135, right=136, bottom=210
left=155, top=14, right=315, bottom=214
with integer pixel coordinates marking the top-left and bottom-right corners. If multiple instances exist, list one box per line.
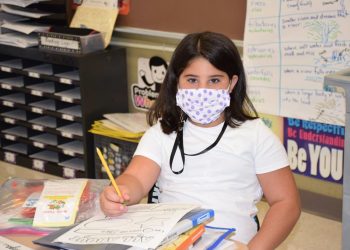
left=0, top=45, right=128, bottom=178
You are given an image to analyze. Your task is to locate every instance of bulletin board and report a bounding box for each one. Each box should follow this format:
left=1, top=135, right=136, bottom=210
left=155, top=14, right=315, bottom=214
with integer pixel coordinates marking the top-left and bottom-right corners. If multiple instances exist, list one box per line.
left=116, top=0, right=247, bottom=40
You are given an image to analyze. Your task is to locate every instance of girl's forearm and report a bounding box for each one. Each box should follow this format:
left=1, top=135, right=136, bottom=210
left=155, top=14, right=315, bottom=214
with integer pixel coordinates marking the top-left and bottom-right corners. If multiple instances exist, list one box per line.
left=248, top=201, right=301, bottom=250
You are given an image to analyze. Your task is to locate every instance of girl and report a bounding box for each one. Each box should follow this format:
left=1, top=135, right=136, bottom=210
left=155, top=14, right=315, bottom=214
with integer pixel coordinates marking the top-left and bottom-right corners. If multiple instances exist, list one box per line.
left=100, top=31, right=300, bottom=249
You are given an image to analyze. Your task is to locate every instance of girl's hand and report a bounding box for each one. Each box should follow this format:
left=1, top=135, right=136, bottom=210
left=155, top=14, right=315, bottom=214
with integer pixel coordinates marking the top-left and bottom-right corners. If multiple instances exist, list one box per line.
left=100, top=185, right=130, bottom=217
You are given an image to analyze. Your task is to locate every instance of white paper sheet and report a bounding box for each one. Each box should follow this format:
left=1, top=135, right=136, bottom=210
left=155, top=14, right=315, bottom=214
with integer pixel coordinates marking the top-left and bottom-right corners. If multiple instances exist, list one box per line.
left=0, top=11, right=29, bottom=23
left=0, top=32, right=38, bottom=48
left=54, top=203, right=198, bottom=249
left=0, top=0, right=50, bottom=7
left=1, top=4, right=53, bottom=18
left=103, top=112, right=149, bottom=133
left=0, top=236, right=33, bottom=250
left=2, top=20, right=50, bottom=34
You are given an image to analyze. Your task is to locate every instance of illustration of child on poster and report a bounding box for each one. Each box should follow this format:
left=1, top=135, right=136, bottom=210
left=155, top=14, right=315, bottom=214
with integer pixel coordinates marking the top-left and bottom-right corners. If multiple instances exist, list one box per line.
left=131, top=56, right=168, bottom=111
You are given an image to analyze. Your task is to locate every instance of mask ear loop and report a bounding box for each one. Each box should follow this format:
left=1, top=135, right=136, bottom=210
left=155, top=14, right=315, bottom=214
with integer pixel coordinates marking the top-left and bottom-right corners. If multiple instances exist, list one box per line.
left=227, top=80, right=232, bottom=92
left=178, top=111, right=184, bottom=131
left=169, top=111, right=186, bottom=174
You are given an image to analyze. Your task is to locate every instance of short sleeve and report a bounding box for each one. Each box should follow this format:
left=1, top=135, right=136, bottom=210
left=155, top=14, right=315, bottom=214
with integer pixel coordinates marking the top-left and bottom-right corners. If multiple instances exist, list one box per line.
left=254, top=119, right=290, bottom=174
left=133, top=123, right=163, bottom=167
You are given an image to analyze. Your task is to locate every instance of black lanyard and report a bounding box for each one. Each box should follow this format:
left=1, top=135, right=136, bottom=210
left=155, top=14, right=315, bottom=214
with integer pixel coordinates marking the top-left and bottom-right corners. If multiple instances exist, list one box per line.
left=169, top=122, right=228, bottom=174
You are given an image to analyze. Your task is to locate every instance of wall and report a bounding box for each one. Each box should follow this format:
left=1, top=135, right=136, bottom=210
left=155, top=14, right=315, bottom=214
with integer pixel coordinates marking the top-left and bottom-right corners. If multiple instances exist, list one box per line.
left=111, top=0, right=344, bottom=220
left=116, top=0, right=247, bottom=40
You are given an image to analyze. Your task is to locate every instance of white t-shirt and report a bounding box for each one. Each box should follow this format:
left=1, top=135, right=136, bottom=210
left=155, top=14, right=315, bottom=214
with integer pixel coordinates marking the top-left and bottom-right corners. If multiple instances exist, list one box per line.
left=134, top=118, right=289, bottom=243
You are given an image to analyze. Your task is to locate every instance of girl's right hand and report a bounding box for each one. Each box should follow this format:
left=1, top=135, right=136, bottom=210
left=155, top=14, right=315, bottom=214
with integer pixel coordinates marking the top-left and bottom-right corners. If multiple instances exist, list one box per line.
left=100, top=185, right=130, bottom=217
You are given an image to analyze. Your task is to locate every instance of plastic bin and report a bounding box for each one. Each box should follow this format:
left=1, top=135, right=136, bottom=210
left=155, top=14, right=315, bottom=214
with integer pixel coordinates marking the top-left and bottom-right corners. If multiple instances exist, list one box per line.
left=93, top=134, right=138, bottom=179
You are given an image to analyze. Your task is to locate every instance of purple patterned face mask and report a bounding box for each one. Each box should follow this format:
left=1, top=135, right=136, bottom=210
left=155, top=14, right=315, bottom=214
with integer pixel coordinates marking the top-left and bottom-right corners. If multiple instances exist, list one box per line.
left=176, top=88, right=231, bottom=124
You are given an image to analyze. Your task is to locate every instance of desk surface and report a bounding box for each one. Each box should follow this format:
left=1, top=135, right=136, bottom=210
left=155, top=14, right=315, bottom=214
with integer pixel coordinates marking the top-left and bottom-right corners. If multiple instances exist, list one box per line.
left=5, top=234, right=246, bottom=250
left=5, top=235, right=49, bottom=249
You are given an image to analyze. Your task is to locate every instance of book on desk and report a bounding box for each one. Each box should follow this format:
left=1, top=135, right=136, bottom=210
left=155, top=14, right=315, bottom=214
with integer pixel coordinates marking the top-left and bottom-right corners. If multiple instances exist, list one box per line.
left=33, top=205, right=215, bottom=250
left=158, top=224, right=205, bottom=250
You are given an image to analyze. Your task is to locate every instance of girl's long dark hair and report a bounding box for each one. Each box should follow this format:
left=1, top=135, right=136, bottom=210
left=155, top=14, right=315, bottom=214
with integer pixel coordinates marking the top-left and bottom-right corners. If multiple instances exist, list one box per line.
left=148, top=31, right=258, bottom=134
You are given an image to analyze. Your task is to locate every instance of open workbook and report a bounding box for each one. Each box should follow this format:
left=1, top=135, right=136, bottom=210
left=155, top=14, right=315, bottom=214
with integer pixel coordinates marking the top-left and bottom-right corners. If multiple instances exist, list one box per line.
left=33, top=203, right=227, bottom=250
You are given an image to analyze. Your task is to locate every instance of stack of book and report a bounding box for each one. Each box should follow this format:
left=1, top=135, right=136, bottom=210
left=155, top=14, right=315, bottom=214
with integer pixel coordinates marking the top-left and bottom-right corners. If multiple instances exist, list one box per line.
left=34, top=205, right=236, bottom=250
left=157, top=208, right=214, bottom=250
left=158, top=209, right=237, bottom=250
left=89, top=112, right=149, bottom=143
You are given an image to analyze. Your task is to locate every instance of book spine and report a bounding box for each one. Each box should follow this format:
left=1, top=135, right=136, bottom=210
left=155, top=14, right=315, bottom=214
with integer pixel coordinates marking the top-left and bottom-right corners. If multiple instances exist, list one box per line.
left=176, top=225, right=205, bottom=250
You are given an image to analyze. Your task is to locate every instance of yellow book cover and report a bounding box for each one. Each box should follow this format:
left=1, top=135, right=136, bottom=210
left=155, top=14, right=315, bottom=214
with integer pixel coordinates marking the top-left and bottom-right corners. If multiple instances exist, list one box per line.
left=32, top=179, right=87, bottom=227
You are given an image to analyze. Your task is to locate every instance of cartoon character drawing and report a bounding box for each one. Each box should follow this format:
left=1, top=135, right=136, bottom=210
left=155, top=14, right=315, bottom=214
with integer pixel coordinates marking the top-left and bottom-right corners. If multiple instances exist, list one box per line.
left=132, top=56, right=168, bottom=111
left=48, top=199, right=66, bottom=210
left=139, top=56, right=168, bottom=93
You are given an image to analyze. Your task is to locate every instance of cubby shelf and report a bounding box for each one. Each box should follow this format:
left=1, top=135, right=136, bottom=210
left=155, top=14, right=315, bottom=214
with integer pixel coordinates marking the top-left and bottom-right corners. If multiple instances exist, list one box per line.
left=0, top=45, right=128, bottom=178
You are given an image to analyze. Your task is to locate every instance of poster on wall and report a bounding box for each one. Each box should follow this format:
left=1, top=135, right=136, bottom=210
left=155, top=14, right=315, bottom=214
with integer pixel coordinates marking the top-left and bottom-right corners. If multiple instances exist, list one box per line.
left=261, top=114, right=344, bottom=184
left=284, top=117, right=344, bottom=184
left=244, top=0, right=349, bottom=126
left=131, top=56, right=168, bottom=111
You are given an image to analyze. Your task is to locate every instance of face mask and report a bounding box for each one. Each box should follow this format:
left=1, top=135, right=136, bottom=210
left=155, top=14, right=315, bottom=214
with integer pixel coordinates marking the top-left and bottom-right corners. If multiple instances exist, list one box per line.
left=176, top=88, right=231, bottom=124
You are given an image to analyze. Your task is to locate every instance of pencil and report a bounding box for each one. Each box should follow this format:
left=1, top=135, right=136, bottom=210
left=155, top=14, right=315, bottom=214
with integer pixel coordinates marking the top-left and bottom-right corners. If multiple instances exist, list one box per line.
left=96, top=147, right=123, bottom=198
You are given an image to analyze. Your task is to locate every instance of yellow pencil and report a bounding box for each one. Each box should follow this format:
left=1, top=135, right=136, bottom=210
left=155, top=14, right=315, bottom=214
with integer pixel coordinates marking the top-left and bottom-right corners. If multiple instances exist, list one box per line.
left=96, top=147, right=123, bottom=198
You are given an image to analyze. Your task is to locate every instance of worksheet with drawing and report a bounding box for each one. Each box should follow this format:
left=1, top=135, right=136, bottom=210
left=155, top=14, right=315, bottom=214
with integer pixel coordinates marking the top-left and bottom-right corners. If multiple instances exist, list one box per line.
left=54, top=203, right=198, bottom=249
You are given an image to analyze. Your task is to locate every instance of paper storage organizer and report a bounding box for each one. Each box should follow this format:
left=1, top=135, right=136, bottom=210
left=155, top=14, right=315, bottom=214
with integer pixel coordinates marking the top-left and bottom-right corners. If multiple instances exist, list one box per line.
left=0, top=45, right=128, bottom=178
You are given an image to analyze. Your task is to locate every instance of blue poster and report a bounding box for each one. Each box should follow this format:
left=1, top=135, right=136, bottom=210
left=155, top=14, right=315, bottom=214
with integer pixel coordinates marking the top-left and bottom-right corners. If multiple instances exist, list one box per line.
left=284, top=117, right=344, bottom=183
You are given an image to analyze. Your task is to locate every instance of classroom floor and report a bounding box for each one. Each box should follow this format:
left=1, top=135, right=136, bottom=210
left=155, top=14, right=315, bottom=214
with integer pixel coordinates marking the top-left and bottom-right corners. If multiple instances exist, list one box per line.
left=0, top=161, right=342, bottom=250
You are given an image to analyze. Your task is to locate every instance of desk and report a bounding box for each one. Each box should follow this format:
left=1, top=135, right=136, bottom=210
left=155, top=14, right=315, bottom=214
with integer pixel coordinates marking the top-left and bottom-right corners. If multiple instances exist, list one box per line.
left=4, top=234, right=247, bottom=250
left=5, top=235, right=49, bottom=249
